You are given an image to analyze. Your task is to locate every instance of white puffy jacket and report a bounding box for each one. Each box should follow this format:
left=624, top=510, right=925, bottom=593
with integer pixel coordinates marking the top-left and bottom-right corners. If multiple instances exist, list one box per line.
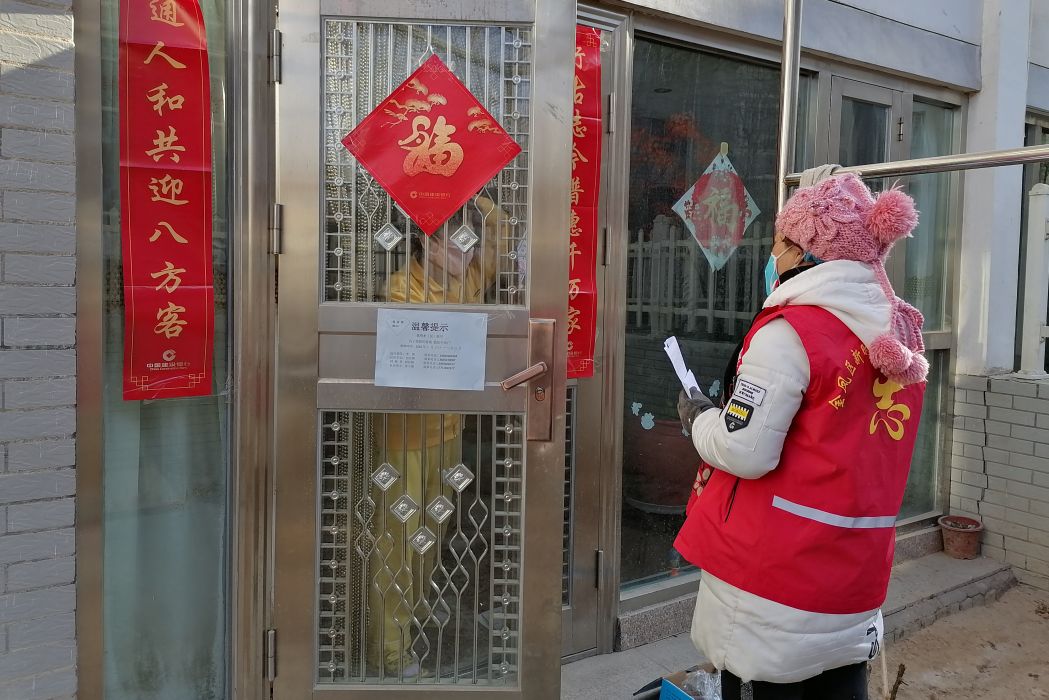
left=688, top=260, right=895, bottom=684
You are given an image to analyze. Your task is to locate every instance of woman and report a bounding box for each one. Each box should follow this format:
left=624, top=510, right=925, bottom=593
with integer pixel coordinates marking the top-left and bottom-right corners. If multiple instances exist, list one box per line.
left=676, top=173, right=927, bottom=699
left=368, top=195, right=508, bottom=678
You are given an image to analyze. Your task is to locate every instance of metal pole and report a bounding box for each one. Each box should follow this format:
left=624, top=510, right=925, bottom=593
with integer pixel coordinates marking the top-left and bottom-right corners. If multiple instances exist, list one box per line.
left=1019, top=183, right=1049, bottom=378
left=785, top=143, right=1049, bottom=185
left=776, top=0, right=803, bottom=209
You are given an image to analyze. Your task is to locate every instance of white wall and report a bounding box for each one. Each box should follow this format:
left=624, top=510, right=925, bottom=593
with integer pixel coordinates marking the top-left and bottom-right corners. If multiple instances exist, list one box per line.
left=837, top=0, right=982, bottom=44
left=619, top=0, right=982, bottom=89
left=1030, top=1, right=1049, bottom=70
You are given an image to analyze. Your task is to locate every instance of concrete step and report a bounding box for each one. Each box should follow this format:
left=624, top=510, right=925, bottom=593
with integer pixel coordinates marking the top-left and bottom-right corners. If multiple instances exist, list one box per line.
left=883, top=552, right=1015, bottom=643
left=560, top=553, right=1016, bottom=699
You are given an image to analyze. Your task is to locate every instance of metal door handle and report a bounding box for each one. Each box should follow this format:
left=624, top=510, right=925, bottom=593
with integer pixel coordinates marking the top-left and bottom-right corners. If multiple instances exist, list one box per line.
left=500, top=362, right=548, bottom=391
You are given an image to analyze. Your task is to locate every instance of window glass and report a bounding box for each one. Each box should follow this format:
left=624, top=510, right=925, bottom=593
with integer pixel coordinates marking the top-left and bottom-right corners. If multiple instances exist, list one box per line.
left=839, top=98, right=890, bottom=167
left=100, top=2, right=230, bottom=698
left=905, top=101, right=956, bottom=331
left=621, top=38, right=806, bottom=588
left=900, top=351, right=946, bottom=519
left=898, top=100, right=956, bottom=518
left=1016, top=120, right=1049, bottom=370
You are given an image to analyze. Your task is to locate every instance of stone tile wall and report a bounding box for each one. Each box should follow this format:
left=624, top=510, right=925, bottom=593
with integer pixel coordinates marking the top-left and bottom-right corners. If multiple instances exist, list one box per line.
left=0, top=1, right=77, bottom=697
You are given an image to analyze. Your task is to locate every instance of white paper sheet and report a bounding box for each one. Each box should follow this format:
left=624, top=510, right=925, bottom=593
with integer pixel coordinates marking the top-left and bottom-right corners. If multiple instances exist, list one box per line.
left=375, top=309, right=488, bottom=391
left=663, top=336, right=701, bottom=396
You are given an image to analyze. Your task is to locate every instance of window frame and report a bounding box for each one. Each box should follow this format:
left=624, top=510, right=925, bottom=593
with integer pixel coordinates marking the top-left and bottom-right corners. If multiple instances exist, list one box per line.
left=607, top=15, right=966, bottom=614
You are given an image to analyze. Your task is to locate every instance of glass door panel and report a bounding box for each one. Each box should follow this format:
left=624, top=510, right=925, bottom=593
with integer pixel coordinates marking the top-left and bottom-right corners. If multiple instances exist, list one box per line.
left=838, top=98, right=890, bottom=167
left=318, top=411, right=523, bottom=684
left=831, top=78, right=952, bottom=521
left=830, top=77, right=902, bottom=178
left=905, top=101, right=956, bottom=331
left=99, top=1, right=231, bottom=697
left=620, top=38, right=788, bottom=588
left=899, top=101, right=957, bottom=518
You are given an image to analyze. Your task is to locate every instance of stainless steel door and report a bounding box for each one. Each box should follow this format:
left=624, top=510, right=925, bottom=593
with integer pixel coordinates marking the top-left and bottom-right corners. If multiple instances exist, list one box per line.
left=272, top=1, right=574, bottom=697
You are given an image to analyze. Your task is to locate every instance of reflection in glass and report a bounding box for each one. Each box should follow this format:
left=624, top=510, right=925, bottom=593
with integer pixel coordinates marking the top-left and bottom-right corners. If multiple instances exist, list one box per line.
left=621, top=39, right=792, bottom=587
left=322, top=20, right=530, bottom=305
left=900, top=352, right=946, bottom=519
left=905, top=101, right=956, bottom=330
left=100, top=1, right=229, bottom=698
left=839, top=97, right=890, bottom=168
left=1017, top=122, right=1049, bottom=370
left=318, top=412, right=522, bottom=685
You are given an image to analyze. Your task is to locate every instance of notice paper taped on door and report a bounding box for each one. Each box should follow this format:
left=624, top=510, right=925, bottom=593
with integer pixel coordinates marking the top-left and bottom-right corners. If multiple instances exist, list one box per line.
left=374, top=309, right=488, bottom=391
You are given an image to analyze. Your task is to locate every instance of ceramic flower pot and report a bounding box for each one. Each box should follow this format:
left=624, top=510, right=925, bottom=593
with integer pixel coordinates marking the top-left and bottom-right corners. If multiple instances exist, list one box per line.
left=938, top=514, right=983, bottom=560
left=622, top=417, right=698, bottom=514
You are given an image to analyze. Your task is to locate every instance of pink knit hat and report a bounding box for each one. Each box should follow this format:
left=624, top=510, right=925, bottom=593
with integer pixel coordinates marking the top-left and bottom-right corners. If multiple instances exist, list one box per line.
left=775, top=173, right=928, bottom=385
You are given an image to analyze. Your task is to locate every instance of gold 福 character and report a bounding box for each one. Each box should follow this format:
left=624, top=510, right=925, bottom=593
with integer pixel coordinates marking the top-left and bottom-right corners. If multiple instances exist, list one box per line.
left=398, top=115, right=464, bottom=177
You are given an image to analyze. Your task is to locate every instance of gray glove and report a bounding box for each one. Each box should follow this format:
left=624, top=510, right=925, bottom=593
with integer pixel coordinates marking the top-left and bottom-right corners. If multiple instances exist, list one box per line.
left=677, top=388, right=714, bottom=434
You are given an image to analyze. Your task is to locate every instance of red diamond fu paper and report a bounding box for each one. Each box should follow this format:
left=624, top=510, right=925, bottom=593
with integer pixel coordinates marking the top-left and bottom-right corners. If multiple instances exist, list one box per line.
left=343, top=54, right=522, bottom=236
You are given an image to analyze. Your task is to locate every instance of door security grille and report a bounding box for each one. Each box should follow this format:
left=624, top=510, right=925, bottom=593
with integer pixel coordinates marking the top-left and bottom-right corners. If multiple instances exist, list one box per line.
left=322, top=20, right=532, bottom=305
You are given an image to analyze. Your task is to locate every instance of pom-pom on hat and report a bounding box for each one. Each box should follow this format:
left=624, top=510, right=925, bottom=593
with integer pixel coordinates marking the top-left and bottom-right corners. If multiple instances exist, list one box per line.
left=776, top=172, right=927, bottom=385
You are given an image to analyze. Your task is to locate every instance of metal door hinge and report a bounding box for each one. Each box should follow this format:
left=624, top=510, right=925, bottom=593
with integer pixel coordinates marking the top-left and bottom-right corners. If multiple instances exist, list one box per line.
left=595, top=549, right=604, bottom=589
left=264, top=628, right=277, bottom=682
left=896, top=117, right=904, bottom=142
left=269, top=29, right=283, bottom=84
left=606, top=92, right=615, bottom=134
left=269, top=203, right=284, bottom=255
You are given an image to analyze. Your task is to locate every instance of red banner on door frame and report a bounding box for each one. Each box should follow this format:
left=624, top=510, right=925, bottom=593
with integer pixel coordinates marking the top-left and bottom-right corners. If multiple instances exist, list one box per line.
left=568, top=26, right=602, bottom=379
left=119, top=0, right=214, bottom=400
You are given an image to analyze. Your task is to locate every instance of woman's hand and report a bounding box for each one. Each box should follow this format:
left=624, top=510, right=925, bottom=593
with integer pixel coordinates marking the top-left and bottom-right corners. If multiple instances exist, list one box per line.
left=678, top=388, right=714, bottom=434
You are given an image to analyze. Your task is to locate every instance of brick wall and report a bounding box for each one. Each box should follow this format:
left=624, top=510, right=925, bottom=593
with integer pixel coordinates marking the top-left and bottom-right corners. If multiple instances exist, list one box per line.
left=0, top=1, right=77, bottom=698
left=951, top=375, right=1049, bottom=591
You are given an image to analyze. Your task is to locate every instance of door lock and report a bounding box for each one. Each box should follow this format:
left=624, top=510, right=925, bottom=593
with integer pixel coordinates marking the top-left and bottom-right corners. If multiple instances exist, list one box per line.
left=500, top=362, right=548, bottom=391
left=501, top=319, right=555, bottom=441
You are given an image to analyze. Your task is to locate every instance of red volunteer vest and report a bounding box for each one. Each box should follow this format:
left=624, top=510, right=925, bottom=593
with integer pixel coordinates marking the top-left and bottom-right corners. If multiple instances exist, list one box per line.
left=674, top=305, right=925, bottom=614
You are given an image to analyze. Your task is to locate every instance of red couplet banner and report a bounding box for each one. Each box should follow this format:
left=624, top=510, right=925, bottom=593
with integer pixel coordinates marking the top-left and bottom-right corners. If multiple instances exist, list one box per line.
left=119, top=0, right=214, bottom=400
left=568, top=26, right=602, bottom=379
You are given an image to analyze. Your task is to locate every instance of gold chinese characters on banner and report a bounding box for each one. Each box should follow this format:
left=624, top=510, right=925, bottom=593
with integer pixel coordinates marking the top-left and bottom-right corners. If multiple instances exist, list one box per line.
left=119, top=0, right=214, bottom=399
left=568, top=26, right=602, bottom=378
